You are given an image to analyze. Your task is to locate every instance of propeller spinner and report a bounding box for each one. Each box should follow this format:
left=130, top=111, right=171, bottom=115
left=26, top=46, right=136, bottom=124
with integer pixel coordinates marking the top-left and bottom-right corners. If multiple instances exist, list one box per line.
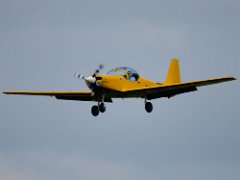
left=74, top=64, right=104, bottom=90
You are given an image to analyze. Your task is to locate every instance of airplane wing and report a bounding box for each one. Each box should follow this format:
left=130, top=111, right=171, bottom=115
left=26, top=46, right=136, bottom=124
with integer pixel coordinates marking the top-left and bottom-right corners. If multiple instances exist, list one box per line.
left=122, top=76, right=236, bottom=100
left=3, top=90, right=113, bottom=102
left=3, top=76, right=235, bottom=101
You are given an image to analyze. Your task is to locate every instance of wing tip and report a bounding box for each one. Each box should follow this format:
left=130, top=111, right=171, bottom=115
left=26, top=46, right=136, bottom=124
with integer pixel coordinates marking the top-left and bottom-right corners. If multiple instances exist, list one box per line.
left=224, top=76, right=237, bottom=81
left=2, top=91, right=24, bottom=94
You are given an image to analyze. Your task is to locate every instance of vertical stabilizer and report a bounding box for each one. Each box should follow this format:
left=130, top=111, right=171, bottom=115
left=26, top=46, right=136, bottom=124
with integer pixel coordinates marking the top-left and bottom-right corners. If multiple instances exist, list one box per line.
left=165, top=58, right=181, bottom=84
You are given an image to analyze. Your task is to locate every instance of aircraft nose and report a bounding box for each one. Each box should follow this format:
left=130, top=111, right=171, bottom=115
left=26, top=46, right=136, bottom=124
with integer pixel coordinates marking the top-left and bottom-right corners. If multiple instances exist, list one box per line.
left=85, top=76, right=96, bottom=84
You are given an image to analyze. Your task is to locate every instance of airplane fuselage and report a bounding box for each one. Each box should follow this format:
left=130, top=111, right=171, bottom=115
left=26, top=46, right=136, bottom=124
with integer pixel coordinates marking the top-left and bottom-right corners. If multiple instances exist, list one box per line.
left=90, top=74, right=161, bottom=98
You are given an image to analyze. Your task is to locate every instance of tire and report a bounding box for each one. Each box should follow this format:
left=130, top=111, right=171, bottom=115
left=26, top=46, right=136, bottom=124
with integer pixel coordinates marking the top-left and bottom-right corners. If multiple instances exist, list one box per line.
left=91, top=105, right=99, bottom=116
left=145, top=102, right=153, bottom=113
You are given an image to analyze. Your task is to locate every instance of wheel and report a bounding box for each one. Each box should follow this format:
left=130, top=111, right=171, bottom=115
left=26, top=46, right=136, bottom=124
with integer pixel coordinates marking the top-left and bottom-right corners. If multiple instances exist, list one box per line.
left=99, top=102, right=106, bottom=113
left=145, top=102, right=153, bottom=113
left=91, top=105, right=99, bottom=116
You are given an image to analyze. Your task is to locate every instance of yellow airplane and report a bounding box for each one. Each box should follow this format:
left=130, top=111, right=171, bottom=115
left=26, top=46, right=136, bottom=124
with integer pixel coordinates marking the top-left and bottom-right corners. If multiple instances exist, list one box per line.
left=3, top=59, right=236, bottom=116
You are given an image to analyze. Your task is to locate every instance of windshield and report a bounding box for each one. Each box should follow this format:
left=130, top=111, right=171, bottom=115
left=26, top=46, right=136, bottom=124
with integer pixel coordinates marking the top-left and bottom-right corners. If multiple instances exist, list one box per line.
left=107, top=66, right=139, bottom=81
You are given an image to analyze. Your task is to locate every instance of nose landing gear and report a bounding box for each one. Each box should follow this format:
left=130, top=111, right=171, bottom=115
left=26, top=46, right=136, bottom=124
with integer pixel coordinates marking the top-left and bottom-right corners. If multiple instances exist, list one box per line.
left=99, top=102, right=106, bottom=113
left=91, top=105, right=99, bottom=117
left=91, top=102, right=106, bottom=117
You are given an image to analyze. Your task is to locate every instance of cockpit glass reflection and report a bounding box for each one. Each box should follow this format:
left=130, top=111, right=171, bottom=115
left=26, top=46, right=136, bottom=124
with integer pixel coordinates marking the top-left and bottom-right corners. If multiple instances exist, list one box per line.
left=107, top=67, right=139, bottom=81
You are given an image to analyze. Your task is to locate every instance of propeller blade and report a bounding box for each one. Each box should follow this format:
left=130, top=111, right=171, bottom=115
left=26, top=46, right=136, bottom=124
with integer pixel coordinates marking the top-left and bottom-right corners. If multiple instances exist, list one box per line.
left=99, top=64, right=104, bottom=70
left=74, top=73, right=85, bottom=79
left=93, top=64, right=104, bottom=77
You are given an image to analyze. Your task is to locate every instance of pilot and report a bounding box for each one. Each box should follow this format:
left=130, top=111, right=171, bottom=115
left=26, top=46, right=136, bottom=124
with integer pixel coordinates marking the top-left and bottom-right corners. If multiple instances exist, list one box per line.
left=129, top=73, right=139, bottom=81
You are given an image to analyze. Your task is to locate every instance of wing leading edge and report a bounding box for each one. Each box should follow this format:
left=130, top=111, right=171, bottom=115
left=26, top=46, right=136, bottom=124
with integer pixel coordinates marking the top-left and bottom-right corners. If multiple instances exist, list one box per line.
left=2, top=90, right=113, bottom=102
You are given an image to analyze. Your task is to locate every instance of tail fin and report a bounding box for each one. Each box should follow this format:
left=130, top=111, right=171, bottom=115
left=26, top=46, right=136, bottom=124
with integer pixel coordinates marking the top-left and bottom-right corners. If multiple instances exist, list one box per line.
left=165, top=58, right=181, bottom=84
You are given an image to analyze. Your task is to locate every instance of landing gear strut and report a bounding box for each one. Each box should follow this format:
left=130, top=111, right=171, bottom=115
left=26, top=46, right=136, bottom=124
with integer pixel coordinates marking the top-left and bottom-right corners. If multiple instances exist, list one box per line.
left=145, top=101, right=153, bottom=113
left=91, top=96, right=106, bottom=116
left=99, top=102, right=106, bottom=113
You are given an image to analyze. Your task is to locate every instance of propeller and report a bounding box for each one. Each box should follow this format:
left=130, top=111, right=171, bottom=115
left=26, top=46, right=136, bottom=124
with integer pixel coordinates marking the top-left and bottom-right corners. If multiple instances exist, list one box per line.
left=74, top=64, right=104, bottom=88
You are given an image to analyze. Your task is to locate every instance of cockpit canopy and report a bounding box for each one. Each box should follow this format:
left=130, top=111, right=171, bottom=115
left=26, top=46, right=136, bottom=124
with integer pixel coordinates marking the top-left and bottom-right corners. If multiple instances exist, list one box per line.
left=107, top=66, right=140, bottom=81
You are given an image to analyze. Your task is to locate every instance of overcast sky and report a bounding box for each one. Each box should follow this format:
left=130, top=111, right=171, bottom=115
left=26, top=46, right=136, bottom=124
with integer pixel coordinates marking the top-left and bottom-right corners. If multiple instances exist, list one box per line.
left=0, top=0, right=239, bottom=180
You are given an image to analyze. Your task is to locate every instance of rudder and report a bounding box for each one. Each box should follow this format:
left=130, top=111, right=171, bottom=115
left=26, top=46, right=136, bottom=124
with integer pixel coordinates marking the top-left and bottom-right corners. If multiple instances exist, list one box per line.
left=165, top=58, right=181, bottom=84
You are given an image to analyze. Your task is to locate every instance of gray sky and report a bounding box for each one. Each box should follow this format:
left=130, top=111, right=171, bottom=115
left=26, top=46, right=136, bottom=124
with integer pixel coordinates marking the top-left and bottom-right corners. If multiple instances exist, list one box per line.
left=0, top=0, right=239, bottom=180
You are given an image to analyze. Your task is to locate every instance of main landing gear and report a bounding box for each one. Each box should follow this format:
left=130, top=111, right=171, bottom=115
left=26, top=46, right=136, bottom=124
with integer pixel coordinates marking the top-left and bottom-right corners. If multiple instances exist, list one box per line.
left=144, top=96, right=153, bottom=113
left=145, top=101, right=153, bottom=113
left=91, top=102, right=106, bottom=117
